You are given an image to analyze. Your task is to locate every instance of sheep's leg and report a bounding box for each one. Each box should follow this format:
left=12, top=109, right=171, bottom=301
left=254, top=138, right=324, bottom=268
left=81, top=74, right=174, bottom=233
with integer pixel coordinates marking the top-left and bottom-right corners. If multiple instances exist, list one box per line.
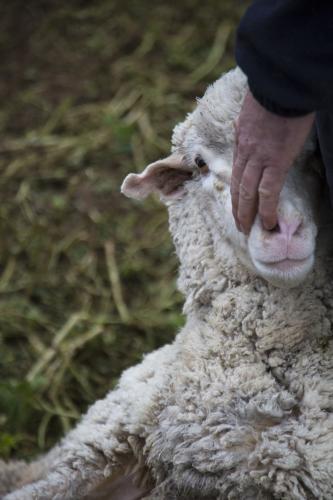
left=0, top=446, right=62, bottom=497
left=2, top=345, right=174, bottom=499
left=0, top=459, right=34, bottom=497
left=2, top=454, right=149, bottom=500
left=3, top=450, right=104, bottom=499
left=85, top=472, right=150, bottom=500
left=2, top=400, right=145, bottom=500
left=2, top=413, right=146, bottom=500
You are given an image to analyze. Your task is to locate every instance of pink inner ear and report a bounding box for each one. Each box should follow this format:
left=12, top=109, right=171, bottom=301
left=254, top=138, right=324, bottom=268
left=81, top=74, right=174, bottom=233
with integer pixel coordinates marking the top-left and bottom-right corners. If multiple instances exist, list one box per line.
left=149, top=167, right=193, bottom=196
left=121, top=154, right=193, bottom=200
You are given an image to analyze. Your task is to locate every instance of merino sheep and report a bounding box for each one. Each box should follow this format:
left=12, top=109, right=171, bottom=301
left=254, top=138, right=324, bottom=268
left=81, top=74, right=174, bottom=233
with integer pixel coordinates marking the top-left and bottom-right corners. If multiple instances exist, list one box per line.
left=1, top=67, right=333, bottom=500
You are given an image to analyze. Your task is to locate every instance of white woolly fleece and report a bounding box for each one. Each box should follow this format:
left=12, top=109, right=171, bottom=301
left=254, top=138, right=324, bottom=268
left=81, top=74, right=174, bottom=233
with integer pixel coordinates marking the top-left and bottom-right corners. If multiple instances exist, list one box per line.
left=1, top=68, right=333, bottom=500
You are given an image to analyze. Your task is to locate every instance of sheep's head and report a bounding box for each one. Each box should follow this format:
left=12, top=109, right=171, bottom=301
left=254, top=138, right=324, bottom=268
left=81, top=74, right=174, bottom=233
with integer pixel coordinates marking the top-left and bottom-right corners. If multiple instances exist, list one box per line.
left=122, top=68, right=322, bottom=288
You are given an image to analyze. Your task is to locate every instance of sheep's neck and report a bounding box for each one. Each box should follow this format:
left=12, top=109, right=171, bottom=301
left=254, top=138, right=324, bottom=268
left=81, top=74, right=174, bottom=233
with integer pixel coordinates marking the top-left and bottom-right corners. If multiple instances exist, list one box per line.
left=168, top=192, right=332, bottom=355
left=168, top=190, right=255, bottom=313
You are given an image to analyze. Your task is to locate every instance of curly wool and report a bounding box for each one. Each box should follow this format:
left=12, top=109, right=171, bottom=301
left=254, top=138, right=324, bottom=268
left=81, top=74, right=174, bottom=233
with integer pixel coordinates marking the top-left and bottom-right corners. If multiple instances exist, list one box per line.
left=2, top=69, right=333, bottom=500
left=143, top=186, right=333, bottom=499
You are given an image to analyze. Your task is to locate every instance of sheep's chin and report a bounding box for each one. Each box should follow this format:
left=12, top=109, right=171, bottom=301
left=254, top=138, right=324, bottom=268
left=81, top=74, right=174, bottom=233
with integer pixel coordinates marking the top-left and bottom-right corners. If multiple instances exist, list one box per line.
left=252, top=254, right=314, bottom=288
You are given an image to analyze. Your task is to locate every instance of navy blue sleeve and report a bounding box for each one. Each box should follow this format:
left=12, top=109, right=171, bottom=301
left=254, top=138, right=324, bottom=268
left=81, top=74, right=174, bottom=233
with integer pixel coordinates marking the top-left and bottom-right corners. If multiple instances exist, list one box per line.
left=236, top=0, right=333, bottom=116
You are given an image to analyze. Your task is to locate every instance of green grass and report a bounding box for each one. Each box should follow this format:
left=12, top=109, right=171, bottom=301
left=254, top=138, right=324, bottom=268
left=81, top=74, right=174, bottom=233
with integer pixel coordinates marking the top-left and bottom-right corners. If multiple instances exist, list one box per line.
left=0, top=0, right=247, bottom=458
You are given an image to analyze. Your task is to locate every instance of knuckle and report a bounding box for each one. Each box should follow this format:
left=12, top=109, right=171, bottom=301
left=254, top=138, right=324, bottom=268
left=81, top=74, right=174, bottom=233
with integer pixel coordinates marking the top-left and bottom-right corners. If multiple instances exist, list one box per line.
left=241, top=170, right=255, bottom=185
left=239, top=183, right=256, bottom=202
left=258, top=186, right=276, bottom=200
left=238, top=135, right=257, bottom=153
left=263, top=165, right=286, bottom=182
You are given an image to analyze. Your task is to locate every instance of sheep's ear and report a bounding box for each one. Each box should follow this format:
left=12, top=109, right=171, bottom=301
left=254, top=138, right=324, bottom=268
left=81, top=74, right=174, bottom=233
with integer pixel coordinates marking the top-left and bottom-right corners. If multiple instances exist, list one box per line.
left=121, top=153, right=193, bottom=201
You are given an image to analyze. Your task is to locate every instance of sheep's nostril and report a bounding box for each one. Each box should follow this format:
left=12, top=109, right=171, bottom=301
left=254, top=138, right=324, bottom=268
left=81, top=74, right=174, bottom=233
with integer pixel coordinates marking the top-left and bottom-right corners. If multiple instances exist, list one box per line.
left=267, top=223, right=280, bottom=234
left=278, top=218, right=303, bottom=238
left=263, top=218, right=303, bottom=238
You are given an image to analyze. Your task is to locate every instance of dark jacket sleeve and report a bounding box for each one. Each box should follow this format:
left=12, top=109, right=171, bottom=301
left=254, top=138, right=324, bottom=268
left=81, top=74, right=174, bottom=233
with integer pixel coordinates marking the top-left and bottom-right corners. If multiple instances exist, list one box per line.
left=236, top=0, right=333, bottom=116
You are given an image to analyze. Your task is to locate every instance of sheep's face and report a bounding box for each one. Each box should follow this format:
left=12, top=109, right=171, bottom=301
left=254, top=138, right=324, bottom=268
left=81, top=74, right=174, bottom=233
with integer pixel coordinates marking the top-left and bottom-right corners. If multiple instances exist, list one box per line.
left=121, top=68, right=322, bottom=288
left=185, top=139, right=320, bottom=288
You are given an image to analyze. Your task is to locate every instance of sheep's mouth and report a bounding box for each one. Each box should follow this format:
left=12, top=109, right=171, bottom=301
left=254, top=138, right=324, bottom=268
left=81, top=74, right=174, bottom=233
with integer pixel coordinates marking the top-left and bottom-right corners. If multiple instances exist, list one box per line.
left=252, top=254, right=314, bottom=287
left=257, top=257, right=310, bottom=272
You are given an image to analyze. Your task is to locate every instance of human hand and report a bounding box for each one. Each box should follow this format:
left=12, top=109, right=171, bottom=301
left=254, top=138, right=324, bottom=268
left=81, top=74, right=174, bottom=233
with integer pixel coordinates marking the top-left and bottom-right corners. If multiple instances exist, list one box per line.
left=231, top=90, right=315, bottom=233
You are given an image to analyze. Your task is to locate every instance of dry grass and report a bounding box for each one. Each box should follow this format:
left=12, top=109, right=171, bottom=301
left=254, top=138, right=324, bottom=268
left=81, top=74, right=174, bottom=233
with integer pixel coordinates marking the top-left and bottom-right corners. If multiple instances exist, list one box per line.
left=0, top=0, right=247, bottom=458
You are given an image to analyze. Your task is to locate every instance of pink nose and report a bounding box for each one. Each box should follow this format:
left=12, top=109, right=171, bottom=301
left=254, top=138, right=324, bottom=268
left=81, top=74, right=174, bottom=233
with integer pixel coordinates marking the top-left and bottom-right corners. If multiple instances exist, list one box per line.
left=273, top=216, right=302, bottom=239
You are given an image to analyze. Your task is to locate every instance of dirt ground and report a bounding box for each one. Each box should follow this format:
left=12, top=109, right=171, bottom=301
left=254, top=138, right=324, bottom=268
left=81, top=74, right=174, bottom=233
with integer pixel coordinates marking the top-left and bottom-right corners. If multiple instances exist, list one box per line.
left=0, top=0, right=246, bottom=459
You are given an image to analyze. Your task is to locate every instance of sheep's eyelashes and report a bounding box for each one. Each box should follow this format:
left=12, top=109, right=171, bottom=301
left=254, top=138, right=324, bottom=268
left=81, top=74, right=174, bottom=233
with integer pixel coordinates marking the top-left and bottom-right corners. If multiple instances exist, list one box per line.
left=195, top=156, right=209, bottom=175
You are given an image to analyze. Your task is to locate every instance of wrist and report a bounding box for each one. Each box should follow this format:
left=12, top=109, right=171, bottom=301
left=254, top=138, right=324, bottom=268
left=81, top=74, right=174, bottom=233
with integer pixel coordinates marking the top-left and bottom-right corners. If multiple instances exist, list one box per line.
left=248, top=82, right=315, bottom=118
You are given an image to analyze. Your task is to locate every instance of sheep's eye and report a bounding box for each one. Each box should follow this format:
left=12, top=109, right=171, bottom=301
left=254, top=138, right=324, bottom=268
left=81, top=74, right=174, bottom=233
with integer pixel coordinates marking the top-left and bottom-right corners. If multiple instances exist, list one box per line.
left=195, top=156, right=207, bottom=168
left=194, top=156, right=209, bottom=175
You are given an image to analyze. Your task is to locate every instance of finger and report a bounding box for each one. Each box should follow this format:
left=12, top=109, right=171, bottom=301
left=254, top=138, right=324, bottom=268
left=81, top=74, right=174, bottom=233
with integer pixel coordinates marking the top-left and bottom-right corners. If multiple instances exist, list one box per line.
left=237, top=162, right=263, bottom=234
left=231, top=122, right=241, bottom=220
left=231, top=150, right=248, bottom=230
left=258, top=167, right=286, bottom=230
left=231, top=120, right=240, bottom=213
